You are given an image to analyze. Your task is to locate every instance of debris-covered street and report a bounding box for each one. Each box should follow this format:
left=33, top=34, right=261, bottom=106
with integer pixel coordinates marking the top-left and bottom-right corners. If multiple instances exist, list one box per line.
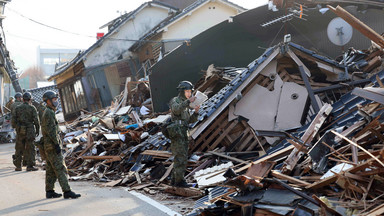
left=2, top=0, right=384, bottom=216
left=0, top=143, right=179, bottom=216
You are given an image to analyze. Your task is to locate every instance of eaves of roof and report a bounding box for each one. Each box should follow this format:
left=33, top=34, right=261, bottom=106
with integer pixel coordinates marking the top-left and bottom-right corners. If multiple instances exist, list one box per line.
left=130, top=0, right=247, bottom=51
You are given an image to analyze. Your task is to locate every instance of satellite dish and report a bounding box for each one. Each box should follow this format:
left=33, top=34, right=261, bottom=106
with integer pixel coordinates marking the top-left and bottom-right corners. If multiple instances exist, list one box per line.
left=327, top=17, right=353, bottom=46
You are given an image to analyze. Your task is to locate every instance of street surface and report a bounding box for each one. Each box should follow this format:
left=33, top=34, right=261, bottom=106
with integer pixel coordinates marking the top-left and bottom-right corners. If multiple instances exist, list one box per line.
left=0, top=143, right=180, bottom=216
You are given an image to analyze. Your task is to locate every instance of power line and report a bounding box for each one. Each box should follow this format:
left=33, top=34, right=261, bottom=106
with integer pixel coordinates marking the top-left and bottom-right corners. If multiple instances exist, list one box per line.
left=6, top=6, right=95, bottom=38
left=6, top=6, right=191, bottom=44
left=6, top=31, right=78, bottom=48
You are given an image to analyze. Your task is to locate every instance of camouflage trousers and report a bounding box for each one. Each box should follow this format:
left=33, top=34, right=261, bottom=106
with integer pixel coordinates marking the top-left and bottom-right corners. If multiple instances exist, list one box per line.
left=44, top=148, right=71, bottom=192
left=13, top=130, right=35, bottom=168
left=169, top=126, right=189, bottom=184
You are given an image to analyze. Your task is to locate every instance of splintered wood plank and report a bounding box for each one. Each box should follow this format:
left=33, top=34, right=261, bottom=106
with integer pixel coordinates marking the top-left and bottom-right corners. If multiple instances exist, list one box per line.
left=157, top=163, right=173, bottom=184
left=129, top=183, right=154, bottom=191
left=164, top=186, right=204, bottom=197
left=282, top=103, right=333, bottom=174
left=271, top=170, right=310, bottom=186
left=235, top=145, right=295, bottom=174
left=82, top=155, right=121, bottom=161
left=366, top=203, right=384, bottom=216
left=141, top=150, right=172, bottom=158
left=332, top=130, right=384, bottom=168
left=306, top=158, right=374, bottom=190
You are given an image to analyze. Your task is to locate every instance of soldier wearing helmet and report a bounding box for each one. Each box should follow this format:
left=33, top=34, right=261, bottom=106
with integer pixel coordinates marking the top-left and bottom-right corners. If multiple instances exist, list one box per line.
left=41, top=90, right=81, bottom=199
left=11, top=92, right=40, bottom=171
left=11, top=92, right=23, bottom=117
left=167, top=81, right=200, bottom=187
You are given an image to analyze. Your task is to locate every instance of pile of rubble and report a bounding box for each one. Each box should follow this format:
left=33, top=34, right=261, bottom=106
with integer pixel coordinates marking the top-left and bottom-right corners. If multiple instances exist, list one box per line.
left=42, top=5, right=384, bottom=216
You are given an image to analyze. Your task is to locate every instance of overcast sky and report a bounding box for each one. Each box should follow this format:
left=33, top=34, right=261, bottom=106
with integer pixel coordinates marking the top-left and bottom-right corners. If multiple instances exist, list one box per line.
left=3, top=0, right=267, bottom=72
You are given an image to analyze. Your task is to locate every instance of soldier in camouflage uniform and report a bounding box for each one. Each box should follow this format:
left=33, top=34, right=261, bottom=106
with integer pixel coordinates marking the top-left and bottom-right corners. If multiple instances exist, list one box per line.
left=11, top=92, right=40, bottom=171
left=5, top=96, right=14, bottom=114
left=10, top=92, right=23, bottom=120
left=168, top=81, right=200, bottom=187
left=41, top=91, right=80, bottom=199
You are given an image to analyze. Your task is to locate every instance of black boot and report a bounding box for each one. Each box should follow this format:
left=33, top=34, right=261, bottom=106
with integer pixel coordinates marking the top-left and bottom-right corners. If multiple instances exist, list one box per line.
left=26, top=166, right=38, bottom=171
left=46, top=190, right=62, bottom=199
left=64, top=191, right=81, bottom=199
left=174, top=180, right=190, bottom=188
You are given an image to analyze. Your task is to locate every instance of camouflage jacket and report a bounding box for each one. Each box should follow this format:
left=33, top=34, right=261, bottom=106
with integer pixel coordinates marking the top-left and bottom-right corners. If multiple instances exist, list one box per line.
left=10, top=101, right=22, bottom=128
left=5, top=100, right=14, bottom=113
left=41, top=106, right=60, bottom=149
left=169, top=94, right=198, bottom=125
left=12, top=102, right=40, bottom=132
left=11, top=101, right=22, bottom=113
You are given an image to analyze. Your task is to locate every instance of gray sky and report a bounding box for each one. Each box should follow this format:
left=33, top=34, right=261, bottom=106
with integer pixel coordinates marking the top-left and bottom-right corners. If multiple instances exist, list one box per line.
left=3, top=0, right=267, bottom=72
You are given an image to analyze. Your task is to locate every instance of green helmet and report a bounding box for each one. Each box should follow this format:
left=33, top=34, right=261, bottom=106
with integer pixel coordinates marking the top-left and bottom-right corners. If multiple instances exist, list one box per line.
left=9, top=96, right=14, bottom=100
left=23, top=92, right=32, bottom=101
left=14, top=92, right=22, bottom=99
left=176, top=81, right=194, bottom=92
left=43, top=90, right=58, bottom=102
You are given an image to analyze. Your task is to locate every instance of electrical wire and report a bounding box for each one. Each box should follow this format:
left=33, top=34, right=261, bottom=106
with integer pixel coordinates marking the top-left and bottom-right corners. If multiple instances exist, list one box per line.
left=6, top=6, right=190, bottom=44
left=7, top=6, right=94, bottom=38
left=6, top=31, right=77, bottom=48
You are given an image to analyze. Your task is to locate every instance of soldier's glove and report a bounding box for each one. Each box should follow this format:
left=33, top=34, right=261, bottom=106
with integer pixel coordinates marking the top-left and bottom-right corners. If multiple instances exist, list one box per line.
left=55, top=145, right=61, bottom=155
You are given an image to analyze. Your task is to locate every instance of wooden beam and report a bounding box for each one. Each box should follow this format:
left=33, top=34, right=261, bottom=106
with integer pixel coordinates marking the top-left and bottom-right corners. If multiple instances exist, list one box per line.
left=157, top=163, right=173, bottom=184
left=141, top=150, right=172, bottom=158
left=164, top=186, right=204, bottom=197
left=81, top=155, right=121, bottom=163
left=282, top=103, right=333, bottom=174
left=331, top=130, right=384, bottom=168
left=271, top=170, right=310, bottom=186
left=235, top=145, right=294, bottom=173
left=287, top=49, right=311, bottom=77
left=306, top=157, right=376, bottom=190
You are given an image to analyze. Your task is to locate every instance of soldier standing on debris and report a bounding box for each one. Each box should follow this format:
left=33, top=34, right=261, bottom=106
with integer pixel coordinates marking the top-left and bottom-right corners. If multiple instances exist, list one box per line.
left=168, top=81, right=200, bottom=187
left=11, top=92, right=40, bottom=171
left=41, top=91, right=81, bottom=199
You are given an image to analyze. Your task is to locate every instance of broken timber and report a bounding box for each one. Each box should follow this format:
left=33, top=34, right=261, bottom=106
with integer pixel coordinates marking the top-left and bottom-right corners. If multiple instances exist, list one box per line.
left=282, top=103, right=333, bottom=174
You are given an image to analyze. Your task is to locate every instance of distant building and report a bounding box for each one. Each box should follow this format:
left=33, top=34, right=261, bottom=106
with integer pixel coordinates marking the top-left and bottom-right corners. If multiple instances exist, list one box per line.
left=37, top=47, right=80, bottom=76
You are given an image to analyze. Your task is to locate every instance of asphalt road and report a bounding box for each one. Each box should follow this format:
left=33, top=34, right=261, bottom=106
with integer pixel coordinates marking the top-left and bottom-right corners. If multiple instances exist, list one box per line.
left=0, top=143, right=180, bottom=216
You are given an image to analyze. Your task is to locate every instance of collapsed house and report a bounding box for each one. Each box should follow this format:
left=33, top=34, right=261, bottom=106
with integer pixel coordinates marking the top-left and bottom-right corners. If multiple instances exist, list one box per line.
left=49, top=36, right=384, bottom=215
left=190, top=41, right=368, bottom=154
left=42, top=2, right=384, bottom=215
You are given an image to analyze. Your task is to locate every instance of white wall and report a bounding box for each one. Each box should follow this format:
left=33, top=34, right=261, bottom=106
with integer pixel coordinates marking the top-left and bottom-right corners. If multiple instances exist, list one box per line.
left=84, top=6, right=172, bottom=68
left=162, top=1, right=239, bottom=50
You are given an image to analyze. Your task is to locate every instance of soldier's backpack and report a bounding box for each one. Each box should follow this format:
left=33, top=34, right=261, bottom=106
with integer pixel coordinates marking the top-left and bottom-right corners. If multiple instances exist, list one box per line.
left=161, top=117, right=172, bottom=139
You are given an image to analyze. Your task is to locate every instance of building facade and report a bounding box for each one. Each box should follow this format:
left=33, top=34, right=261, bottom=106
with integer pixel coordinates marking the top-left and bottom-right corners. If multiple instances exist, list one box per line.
left=37, top=47, right=80, bottom=76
